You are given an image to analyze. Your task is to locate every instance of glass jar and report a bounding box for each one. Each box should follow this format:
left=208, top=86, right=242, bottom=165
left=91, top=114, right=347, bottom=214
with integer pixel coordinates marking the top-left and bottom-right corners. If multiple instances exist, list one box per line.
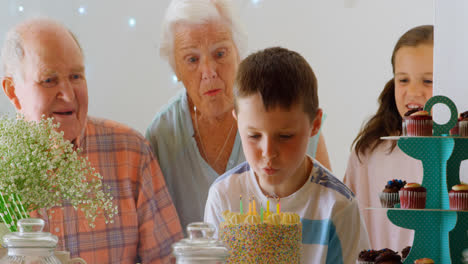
left=172, top=222, right=229, bottom=264
left=0, top=218, right=61, bottom=264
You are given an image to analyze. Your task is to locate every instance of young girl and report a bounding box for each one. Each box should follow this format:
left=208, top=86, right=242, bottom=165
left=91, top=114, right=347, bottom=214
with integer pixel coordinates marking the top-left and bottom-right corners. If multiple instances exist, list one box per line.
left=344, top=25, right=433, bottom=251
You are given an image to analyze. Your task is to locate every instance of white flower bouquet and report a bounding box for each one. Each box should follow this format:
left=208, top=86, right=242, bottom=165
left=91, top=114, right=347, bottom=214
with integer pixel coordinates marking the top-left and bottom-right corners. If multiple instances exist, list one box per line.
left=0, top=115, right=118, bottom=231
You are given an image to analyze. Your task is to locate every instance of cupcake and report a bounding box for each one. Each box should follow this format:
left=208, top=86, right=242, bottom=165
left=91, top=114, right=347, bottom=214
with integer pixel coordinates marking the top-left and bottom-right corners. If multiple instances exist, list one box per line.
left=401, top=246, right=411, bottom=262
left=399, top=183, right=426, bottom=209
left=459, top=111, right=468, bottom=137
left=404, top=109, right=432, bottom=136
left=414, top=258, right=434, bottom=264
left=450, top=119, right=459, bottom=136
left=358, top=249, right=379, bottom=264
left=378, top=248, right=398, bottom=256
left=379, top=179, right=406, bottom=208
left=449, top=184, right=468, bottom=210
left=375, top=251, right=402, bottom=264
left=402, top=108, right=421, bottom=136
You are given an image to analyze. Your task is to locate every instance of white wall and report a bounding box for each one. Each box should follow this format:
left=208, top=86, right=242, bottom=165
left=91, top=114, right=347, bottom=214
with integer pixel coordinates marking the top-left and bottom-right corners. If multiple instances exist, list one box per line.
left=434, top=0, right=468, bottom=113
left=0, top=0, right=433, bottom=179
left=434, top=0, right=468, bottom=181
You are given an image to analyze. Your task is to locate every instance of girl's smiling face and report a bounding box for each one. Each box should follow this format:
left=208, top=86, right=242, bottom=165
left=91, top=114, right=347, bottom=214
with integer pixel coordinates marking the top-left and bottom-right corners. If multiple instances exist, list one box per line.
left=394, top=44, right=433, bottom=118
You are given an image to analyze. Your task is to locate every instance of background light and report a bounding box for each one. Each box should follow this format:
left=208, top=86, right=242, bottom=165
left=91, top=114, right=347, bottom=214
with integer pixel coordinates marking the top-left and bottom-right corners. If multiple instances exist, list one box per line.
left=128, top=18, right=136, bottom=27
left=78, top=6, right=86, bottom=15
left=172, top=75, right=178, bottom=83
left=251, top=0, right=261, bottom=5
left=18, top=6, right=24, bottom=12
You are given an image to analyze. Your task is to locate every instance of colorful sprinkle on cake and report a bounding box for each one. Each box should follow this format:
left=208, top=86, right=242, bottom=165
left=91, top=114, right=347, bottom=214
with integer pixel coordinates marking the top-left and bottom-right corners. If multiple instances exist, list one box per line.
left=219, top=210, right=302, bottom=263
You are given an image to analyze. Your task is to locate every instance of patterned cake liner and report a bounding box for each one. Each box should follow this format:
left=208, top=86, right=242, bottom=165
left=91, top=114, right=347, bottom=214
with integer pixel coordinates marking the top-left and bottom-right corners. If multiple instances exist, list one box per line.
left=402, top=121, right=407, bottom=136
left=460, top=120, right=468, bottom=137
left=379, top=192, right=400, bottom=208
left=449, top=192, right=468, bottom=210
left=404, top=119, right=433, bottom=136
left=399, top=190, right=426, bottom=209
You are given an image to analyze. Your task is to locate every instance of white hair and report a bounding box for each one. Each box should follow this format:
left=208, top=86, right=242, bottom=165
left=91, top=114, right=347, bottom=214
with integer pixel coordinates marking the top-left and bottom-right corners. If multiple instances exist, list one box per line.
left=1, top=17, right=84, bottom=82
left=1, top=28, right=25, bottom=81
left=160, top=0, right=247, bottom=71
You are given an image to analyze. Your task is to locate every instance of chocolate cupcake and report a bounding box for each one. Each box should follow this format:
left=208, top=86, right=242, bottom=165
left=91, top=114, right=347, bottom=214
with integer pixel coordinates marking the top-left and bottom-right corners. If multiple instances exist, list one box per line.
left=378, top=248, right=398, bottom=255
left=358, top=249, right=380, bottom=264
left=379, top=179, right=406, bottom=208
left=402, top=108, right=421, bottom=136
left=459, top=111, right=468, bottom=137
left=414, top=258, right=434, bottom=264
left=404, top=109, right=432, bottom=136
left=399, top=183, right=426, bottom=209
left=449, top=184, right=468, bottom=210
left=401, top=246, right=411, bottom=261
left=375, top=251, right=402, bottom=264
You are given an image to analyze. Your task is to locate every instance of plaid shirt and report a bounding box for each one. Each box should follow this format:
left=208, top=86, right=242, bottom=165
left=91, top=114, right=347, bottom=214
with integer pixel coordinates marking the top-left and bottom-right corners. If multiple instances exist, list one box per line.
left=34, top=117, right=183, bottom=263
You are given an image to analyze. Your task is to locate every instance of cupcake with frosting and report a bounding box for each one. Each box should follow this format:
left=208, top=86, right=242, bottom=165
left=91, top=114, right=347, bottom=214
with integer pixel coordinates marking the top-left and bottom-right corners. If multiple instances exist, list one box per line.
left=449, top=184, right=468, bottom=210
left=450, top=114, right=461, bottom=136
left=358, top=249, right=379, bottom=264
left=399, top=183, right=426, bottom=209
left=379, top=179, right=406, bottom=208
left=375, top=250, right=402, bottom=264
left=404, top=109, right=432, bottom=136
left=459, top=111, right=468, bottom=137
left=414, top=258, right=434, bottom=264
left=402, top=108, right=421, bottom=136
left=401, top=246, right=411, bottom=262
left=378, top=248, right=398, bottom=257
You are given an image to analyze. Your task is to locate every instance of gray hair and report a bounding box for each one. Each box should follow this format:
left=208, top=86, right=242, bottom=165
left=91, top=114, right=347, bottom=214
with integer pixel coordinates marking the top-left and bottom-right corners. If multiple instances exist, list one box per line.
left=160, top=0, right=247, bottom=71
left=1, top=17, right=84, bottom=82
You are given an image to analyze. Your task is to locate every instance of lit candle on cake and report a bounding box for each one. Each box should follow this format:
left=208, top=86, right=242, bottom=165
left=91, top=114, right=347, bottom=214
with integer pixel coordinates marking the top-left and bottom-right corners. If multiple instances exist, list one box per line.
left=248, top=197, right=252, bottom=215
left=266, top=199, right=270, bottom=215
left=240, top=195, right=243, bottom=214
left=260, top=204, right=264, bottom=223
left=253, top=197, right=257, bottom=215
left=277, top=197, right=281, bottom=214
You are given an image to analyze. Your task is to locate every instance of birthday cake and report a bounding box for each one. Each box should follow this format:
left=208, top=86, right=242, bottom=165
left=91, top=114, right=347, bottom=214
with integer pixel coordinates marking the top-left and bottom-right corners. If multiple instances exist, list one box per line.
left=219, top=210, right=302, bottom=263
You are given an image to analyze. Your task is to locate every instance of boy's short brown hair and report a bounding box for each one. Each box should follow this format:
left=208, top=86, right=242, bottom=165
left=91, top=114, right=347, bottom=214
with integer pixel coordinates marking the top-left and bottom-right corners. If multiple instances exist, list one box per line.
left=234, top=46, right=319, bottom=121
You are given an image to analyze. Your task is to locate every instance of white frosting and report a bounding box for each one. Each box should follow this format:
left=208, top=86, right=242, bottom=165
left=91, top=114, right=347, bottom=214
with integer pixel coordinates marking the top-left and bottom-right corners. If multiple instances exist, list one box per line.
left=404, top=183, right=422, bottom=188
left=411, top=110, right=430, bottom=116
left=452, top=184, right=468, bottom=191
left=244, top=214, right=261, bottom=224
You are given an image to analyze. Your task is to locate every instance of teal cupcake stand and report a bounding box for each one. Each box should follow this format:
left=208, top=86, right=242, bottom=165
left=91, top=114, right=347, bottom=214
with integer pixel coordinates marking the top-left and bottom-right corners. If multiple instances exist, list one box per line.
left=386, top=95, right=468, bottom=263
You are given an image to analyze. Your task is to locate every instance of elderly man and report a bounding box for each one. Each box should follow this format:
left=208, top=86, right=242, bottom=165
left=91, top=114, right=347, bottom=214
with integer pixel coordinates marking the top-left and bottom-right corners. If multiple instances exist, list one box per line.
left=1, top=18, right=182, bottom=263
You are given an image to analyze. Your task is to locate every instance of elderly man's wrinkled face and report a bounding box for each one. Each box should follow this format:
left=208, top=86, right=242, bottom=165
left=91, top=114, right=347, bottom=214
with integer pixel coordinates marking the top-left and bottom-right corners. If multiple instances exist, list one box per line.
left=173, top=21, right=239, bottom=118
left=4, top=26, right=88, bottom=143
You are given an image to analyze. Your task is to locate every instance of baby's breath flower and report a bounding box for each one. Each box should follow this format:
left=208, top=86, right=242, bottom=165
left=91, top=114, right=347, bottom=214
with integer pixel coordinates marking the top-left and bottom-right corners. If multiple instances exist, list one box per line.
left=0, top=115, right=118, bottom=227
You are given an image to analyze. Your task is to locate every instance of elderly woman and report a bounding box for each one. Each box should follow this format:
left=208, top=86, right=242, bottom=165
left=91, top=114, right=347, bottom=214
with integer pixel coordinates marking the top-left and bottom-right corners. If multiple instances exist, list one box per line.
left=146, top=0, right=331, bottom=230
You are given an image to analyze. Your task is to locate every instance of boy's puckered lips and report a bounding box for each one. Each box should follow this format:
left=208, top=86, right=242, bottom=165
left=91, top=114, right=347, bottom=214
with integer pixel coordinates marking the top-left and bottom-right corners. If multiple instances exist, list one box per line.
left=263, top=167, right=278, bottom=175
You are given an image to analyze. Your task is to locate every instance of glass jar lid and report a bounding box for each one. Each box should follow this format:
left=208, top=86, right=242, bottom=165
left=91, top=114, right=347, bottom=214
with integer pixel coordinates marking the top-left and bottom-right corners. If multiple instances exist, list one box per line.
left=172, top=222, right=229, bottom=259
left=2, top=218, right=58, bottom=248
